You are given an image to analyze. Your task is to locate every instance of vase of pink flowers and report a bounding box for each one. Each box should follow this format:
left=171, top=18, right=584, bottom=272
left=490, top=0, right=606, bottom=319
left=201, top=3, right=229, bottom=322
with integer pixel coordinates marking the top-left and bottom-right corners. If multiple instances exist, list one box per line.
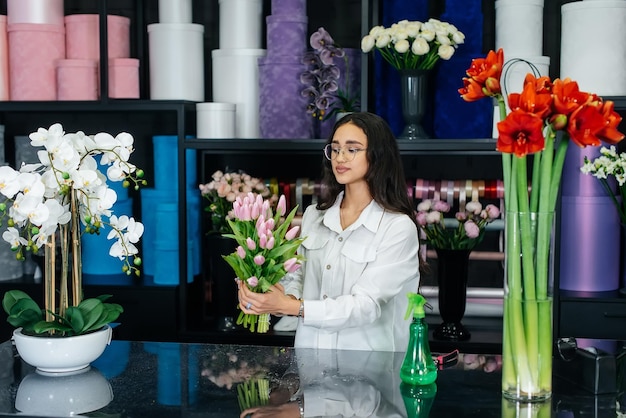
left=416, top=199, right=500, bottom=341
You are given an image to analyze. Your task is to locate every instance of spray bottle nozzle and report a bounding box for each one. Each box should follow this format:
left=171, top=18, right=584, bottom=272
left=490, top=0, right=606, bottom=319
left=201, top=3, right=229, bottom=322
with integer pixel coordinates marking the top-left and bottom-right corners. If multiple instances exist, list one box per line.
left=405, top=293, right=427, bottom=320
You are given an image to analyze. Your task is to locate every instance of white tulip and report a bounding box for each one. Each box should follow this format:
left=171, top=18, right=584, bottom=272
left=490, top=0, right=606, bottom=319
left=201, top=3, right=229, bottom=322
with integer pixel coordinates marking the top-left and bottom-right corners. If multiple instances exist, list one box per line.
left=411, top=38, right=430, bottom=56
left=438, top=44, right=455, bottom=60
left=360, top=35, right=375, bottom=53
left=394, top=39, right=410, bottom=54
left=375, top=33, right=391, bottom=49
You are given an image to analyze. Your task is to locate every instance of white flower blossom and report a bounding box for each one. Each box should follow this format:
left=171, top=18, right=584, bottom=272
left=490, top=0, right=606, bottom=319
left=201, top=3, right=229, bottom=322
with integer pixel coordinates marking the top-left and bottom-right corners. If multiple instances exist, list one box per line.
left=0, top=123, right=145, bottom=274
left=438, top=44, right=456, bottom=60
left=0, top=166, right=20, bottom=198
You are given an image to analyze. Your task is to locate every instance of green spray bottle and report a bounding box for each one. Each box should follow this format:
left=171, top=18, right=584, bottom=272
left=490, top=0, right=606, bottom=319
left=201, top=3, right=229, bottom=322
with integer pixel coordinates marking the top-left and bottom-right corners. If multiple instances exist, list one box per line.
left=400, top=293, right=437, bottom=386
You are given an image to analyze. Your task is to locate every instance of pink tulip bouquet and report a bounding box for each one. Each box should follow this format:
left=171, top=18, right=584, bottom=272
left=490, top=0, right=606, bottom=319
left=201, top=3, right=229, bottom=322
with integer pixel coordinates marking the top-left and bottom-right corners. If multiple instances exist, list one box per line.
left=222, top=193, right=305, bottom=333
left=416, top=199, right=500, bottom=250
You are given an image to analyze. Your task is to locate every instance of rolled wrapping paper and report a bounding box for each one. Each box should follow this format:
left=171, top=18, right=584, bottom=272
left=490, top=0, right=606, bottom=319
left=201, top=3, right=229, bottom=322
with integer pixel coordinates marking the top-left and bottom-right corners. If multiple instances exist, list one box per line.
left=7, top=0, right=64, bottom=25
left=218, top=0, right=263, bottom=49
left=0, top=17, right=8, bottom=101
left=56, top=59, right=99, bottom=101
left=266, top=15, right=308, bottom=57
left=212, top=48, right=266, bottom=138
left=561, top=143, right=614, bottom=197
left=258, top=55, right=312, bottom=139
left=148, top=23, right=205, bottom=101
left=64, top=15, right=131, bottom=60
left=495, top=0, right=544, bottom=57
left=158, top=0, right=192, bottom=23
left=559, top=195, right=621, bottom=292
left=561, top=1, right=626, bottom=95
left=271, top=0, right=307, bottom=16
left=8, top=23, right=65, bottom=101
left=196, top=102, right=236, bottom=138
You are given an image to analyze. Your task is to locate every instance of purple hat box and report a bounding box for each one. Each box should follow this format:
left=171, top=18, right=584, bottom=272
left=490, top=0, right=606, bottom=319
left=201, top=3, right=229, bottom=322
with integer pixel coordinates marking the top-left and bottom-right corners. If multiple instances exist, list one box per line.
left=266, top=15, right=307, bottom=56
left=271, top=0, right=306, bottom=16
left=259, top=55, right=312, bottom=139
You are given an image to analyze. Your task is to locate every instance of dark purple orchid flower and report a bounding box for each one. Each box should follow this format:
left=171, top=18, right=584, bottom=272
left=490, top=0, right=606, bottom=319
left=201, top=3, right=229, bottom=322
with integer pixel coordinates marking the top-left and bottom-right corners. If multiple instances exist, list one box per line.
left=309, top=27, right=334, bottom=51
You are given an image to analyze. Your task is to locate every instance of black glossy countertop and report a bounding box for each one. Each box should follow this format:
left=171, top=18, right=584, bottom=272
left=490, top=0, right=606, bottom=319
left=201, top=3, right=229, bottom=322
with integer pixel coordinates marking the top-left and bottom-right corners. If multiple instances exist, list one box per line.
left=0, top=339, right=622, bottom=417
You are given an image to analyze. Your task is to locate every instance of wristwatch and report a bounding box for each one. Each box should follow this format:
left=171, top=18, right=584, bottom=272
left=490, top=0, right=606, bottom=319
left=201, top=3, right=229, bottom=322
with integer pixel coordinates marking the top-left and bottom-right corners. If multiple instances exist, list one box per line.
left=297, top=299, right=304, bottom=317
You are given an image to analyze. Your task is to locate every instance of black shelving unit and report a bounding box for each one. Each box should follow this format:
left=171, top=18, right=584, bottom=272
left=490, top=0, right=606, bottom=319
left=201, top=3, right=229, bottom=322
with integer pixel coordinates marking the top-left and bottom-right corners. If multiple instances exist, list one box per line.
left=177, top=138, right=504, bottom=345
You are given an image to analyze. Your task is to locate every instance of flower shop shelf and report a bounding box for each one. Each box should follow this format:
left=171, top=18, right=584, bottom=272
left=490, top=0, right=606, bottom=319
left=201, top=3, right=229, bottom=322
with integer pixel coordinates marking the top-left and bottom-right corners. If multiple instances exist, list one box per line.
left=180, top=137, right=504, bottom=349
left=558, top=289, right=626, bottom=340
left=185, top=138, right=500, bottom=155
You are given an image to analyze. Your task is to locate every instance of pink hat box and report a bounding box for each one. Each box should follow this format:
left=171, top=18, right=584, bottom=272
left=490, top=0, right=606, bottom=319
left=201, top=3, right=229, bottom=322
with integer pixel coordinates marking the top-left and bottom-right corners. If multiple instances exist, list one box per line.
left=108, top=58, right=140, bottom=99
left=56, top=59, right=99, bottom=101
left=0, top=16, right=9, bottom=101
left=7, top=0, right=64, bottom=25
left=8, top=23, right=65, bottom=101
left=65, top=14, right=131, bottom=60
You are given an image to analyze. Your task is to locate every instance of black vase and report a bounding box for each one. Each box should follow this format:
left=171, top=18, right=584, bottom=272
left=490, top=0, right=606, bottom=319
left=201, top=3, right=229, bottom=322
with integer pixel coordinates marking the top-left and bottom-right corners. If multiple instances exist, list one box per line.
left=399, top=69, right=430, bottom=140
left=205, top=235, right=238, bottom=331
left=433, top=248, right=471, bottom=341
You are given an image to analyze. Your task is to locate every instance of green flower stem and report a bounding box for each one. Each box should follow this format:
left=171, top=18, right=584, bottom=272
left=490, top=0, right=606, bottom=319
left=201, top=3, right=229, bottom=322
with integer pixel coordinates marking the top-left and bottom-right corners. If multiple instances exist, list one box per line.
left=497, top=97, right=512, bottom=213
left=538, top=300, right=553, bottom=389
left=495, top=89, right=554, bottom=399
left=377, top=46, right=440, bottom=71
left=237, top=310, right=271, bottom=333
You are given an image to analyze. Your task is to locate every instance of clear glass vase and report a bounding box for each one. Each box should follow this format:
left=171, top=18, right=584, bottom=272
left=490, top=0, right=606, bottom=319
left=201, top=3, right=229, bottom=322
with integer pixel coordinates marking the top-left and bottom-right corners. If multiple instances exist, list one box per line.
left=501, top=210, right=554, bottom=402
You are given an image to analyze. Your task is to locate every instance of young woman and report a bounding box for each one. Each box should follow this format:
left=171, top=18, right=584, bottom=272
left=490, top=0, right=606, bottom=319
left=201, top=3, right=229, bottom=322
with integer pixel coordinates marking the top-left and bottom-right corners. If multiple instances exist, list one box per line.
left=237, top=112, right=421, bottom=351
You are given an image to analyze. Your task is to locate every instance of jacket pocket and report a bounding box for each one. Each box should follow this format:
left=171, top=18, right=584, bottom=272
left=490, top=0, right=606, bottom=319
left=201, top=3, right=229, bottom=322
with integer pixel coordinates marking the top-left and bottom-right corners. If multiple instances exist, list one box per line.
left=341, top=240, right=376, bottom=263
left=301, top=234, right=329, bottom=251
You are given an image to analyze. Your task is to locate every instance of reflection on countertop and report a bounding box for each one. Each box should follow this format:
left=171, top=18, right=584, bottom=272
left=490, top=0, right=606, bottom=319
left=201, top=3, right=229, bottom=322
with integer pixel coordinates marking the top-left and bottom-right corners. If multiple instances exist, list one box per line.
left=0, top=339, right=622, bottom=417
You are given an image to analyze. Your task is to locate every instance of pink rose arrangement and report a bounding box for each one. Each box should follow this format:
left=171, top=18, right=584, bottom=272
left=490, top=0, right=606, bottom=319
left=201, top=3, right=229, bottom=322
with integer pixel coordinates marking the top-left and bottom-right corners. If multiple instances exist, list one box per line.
left=416, top=199, right=500, bottom=250
left=222, top=193, right=306, bottom=333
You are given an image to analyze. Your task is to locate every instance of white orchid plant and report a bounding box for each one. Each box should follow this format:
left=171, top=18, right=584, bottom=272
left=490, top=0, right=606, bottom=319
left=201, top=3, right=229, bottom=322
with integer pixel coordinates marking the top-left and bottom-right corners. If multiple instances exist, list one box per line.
left=361, top=18, right=465, bottom=70
left=0, top=123, right=146, bottom=337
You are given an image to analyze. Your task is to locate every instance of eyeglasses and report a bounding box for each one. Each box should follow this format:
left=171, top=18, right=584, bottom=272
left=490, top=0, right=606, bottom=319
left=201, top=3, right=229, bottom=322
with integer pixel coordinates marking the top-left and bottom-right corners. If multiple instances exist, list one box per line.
left=323, top=144, right=367, bottom=162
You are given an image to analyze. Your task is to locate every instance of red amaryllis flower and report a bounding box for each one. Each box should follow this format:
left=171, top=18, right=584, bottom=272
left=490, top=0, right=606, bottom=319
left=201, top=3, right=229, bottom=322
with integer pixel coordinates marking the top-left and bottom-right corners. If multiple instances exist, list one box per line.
left=566, top=104, right=612, bottom=148
left=496, top=109, right=545, bottom=157
left=458, top=48, right=504, bottom=101
left=507, top=74, right=553, bottom=119
left=552, top=78, right=592, bottom=117
left=597, top=100, right=625, bottom=145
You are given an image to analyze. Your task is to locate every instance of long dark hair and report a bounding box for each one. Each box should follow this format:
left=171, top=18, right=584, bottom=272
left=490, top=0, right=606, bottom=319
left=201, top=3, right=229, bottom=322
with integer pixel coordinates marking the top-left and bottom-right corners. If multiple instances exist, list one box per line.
left=317, top=112, right=417, bottom=229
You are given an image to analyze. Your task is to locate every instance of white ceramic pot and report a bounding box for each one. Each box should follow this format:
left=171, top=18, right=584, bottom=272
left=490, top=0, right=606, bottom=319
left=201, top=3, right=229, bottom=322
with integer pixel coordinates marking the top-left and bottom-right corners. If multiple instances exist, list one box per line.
left=12, top=325, right=113, bottom=373
left=15, top=366, right=113, bottom=415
